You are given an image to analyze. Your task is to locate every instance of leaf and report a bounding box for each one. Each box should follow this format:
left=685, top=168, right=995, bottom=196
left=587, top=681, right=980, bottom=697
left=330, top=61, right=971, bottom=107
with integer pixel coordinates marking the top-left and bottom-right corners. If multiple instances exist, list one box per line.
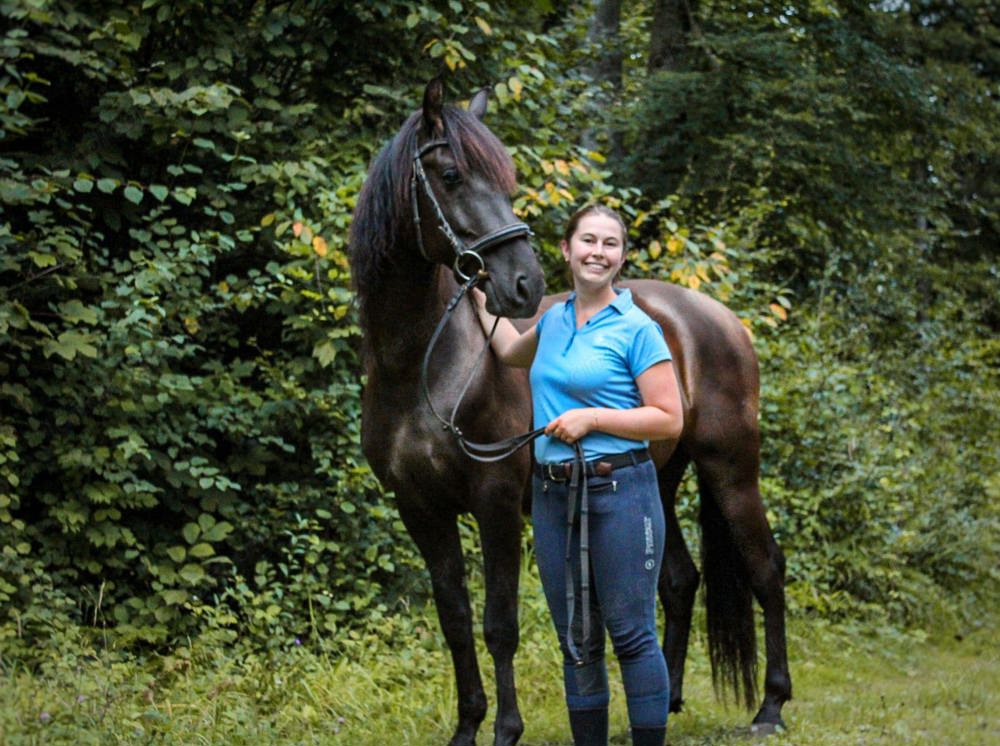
left=59, top=300, right=98, bottom=325
left=192, top=138, right=215, bottom=150
left=667, top=237, right=683, bottom=254
left=148, top=184, right=169, bottom=201
left=189, top=542, right=214, bottom=558
left=28, top=251, right=57, bottom=268
left=648, top=240, right=662, bottom=259
left=260, top=213, right=276, bottom=227
left=509, top=77, right=523, bottom=101
left=312, top=235, right=328, bottom=257
left=313, top=340, right=336, bottom=368
left=167, top=546, right=187, bottom=563
left=43, top=330, right=98, bottom=360
left=770, top=303, right=788, bottom=320
left=73, top=178, right=93, bottom=193
left=292, top=221, right=304, bottom=237
left=179, top=563, right=206, bottom=584
left=162, top=590, right=188, bottom=605
left=474, top=16, right=492, bottom=35
left=124, top=186, right=143, bottom=205
left=202, top=521, right=233, bottom=542
left=173, top=188, right=194, bottom=205
left=96, top=178, right=117, bottom=193
left=182, top=522, right=200, bottom=544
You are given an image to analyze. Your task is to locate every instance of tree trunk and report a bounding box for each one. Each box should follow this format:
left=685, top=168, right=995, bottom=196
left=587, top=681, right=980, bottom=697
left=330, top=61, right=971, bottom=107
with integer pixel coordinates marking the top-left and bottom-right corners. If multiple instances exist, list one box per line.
left=582, top=0, right=624, bottom=165
left=648, top=0, right=689, bottom=72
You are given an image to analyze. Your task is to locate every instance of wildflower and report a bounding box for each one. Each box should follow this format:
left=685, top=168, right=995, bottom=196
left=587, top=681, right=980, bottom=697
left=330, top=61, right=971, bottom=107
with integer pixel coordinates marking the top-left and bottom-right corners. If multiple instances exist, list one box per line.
left=39, top=711, right=51, bottom=724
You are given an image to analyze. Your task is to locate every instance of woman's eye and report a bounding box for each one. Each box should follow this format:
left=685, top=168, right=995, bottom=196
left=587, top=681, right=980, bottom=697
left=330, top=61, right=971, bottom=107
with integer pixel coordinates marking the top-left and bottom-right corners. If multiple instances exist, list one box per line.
left=442, top=168, right=461, bottom=186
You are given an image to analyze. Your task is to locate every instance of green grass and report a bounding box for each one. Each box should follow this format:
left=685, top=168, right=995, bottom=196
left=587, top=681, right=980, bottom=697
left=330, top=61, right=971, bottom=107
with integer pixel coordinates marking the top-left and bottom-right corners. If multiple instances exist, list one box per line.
left=1, top=604, right=996, bottom=746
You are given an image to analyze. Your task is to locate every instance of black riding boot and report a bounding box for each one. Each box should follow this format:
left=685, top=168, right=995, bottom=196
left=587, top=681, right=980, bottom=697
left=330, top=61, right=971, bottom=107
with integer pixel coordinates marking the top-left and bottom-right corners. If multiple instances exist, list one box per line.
left=569, top=708, right=608, bottom=746
left=630, top=726, right=666, bottom=746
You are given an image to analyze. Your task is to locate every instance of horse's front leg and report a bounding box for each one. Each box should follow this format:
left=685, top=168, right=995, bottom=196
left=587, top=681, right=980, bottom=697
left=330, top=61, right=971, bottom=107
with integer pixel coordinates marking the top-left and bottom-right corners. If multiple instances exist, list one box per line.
left=399, top=502, right=487, bottom=746
left=476, top=488, right=525, bottom=746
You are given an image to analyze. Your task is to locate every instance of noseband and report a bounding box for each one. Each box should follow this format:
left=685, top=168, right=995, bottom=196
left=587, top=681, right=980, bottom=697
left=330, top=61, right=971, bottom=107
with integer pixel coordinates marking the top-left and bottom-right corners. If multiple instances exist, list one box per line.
left=410, top=138, right=533, bottom=280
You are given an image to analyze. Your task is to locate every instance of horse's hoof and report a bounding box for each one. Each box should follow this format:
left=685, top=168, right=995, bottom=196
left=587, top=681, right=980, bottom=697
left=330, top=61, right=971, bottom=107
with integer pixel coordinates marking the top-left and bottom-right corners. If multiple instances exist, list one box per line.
left=749, top=721, right=787, bottom=737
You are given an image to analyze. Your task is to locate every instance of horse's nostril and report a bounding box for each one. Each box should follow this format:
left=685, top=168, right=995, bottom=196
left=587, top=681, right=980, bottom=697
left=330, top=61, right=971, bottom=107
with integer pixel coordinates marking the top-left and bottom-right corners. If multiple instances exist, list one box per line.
left=516, top=274, right=531, bottom=300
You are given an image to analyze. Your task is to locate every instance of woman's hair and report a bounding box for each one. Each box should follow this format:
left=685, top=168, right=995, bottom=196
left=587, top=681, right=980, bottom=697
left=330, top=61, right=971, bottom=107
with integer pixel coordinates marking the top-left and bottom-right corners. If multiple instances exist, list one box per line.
left=563, top=203, right=628, bottom=250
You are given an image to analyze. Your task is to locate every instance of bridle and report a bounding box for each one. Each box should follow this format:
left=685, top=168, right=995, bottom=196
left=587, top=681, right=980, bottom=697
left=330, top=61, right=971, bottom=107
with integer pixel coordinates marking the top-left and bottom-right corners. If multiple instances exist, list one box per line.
left=410, top=138, right=533, bottom=280
left=414, top=139, right=594, bottom=667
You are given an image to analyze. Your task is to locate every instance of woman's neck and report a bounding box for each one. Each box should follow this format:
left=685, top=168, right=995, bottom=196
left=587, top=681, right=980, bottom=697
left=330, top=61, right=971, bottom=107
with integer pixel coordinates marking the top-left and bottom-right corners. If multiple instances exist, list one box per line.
left=572, top=284, right=617, bottom=328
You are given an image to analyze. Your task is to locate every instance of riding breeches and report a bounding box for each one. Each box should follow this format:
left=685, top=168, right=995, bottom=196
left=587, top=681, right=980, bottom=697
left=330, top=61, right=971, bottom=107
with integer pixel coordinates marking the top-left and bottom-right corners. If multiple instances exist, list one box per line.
left=532, top=458, right=670, bottom=729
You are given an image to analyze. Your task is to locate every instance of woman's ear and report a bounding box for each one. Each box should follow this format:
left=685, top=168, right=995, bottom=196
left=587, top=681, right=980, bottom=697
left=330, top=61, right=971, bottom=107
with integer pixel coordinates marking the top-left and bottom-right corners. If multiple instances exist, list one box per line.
left=560, top=239, right=570, bottom=262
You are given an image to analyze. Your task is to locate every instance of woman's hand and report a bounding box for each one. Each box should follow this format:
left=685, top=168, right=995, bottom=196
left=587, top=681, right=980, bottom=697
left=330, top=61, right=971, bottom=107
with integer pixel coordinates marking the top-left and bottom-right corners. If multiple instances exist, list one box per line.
left=545, top=408, right=598, bottom=444
left=470, top=286, right=487, bottom=310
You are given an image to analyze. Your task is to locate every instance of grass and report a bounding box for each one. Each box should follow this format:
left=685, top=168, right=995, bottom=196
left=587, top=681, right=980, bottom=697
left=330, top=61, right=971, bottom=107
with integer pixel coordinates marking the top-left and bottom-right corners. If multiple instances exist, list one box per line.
left=0, top=600, right=996, bottom=746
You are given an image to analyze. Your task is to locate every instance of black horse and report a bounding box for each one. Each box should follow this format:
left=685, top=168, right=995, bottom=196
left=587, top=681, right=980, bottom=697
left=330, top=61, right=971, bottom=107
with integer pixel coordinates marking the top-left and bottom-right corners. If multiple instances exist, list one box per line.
left=349, top=80, right=791, bottom=745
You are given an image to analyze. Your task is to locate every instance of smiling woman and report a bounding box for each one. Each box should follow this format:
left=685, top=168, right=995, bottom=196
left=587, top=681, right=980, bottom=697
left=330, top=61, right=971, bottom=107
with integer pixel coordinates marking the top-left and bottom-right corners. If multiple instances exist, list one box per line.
left=471, top=204, right=683, bottom=746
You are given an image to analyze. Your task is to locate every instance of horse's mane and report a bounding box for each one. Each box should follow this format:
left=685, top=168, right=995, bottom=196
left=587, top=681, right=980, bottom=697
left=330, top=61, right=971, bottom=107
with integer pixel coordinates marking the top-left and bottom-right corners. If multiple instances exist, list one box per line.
left=349, top=103, right=517, bottom=331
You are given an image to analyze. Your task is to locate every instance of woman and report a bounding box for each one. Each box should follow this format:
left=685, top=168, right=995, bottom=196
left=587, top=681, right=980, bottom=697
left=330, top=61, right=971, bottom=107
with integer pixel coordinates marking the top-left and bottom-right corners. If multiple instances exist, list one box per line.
left=471, top=204, right=683, bottom=746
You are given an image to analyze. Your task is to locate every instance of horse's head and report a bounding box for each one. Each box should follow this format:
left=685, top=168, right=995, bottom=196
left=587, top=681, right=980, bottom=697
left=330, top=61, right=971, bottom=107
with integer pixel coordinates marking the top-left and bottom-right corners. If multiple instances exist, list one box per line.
left=413, top=79, right=544, bottom=318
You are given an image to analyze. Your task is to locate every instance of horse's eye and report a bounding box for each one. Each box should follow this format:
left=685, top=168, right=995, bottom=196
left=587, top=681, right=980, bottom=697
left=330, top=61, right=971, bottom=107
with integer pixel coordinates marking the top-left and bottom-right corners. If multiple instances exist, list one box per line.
left=442, top=168, right=462, bottom=186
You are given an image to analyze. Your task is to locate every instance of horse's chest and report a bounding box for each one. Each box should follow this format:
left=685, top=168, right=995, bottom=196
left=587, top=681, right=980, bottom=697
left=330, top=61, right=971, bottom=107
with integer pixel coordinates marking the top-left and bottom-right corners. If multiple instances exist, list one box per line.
left=363, top=407, right=462, bottom=491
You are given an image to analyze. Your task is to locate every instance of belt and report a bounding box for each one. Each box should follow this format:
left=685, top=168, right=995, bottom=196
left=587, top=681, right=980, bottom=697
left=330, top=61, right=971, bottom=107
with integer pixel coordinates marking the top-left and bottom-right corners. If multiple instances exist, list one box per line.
left=534, top=448, right=650, bottom=482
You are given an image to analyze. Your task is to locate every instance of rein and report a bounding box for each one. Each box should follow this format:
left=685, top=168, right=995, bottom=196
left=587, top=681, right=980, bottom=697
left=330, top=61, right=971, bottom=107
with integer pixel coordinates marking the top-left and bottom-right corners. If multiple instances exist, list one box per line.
left=418, top=273, right=593, bottom=667
left=412, top=136, right=593, bottom=667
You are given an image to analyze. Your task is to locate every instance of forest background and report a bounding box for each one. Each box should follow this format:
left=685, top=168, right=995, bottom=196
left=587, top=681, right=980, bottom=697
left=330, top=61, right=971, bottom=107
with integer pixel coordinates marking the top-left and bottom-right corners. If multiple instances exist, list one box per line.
left=0, top=0, right=997, bottom=741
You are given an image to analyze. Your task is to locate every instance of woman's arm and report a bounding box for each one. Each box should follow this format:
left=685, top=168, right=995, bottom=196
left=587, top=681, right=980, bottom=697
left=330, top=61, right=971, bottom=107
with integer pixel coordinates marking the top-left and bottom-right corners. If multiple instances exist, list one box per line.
left=470, top=288, right=539, bottom=368
left=543, top=360, right=684, bottom=444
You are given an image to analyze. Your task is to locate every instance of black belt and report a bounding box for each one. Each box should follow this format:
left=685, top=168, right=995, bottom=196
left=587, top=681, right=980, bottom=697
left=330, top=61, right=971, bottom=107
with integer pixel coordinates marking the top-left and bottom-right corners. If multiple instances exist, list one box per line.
left=534, top=448, right=650, bottom=482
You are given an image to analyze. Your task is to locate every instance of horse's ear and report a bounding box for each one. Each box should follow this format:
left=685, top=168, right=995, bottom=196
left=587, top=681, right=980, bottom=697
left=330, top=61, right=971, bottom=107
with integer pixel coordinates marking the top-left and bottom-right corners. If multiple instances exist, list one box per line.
left=422, top=77, right=445, bottom=136
left=468, top=87, right=489, bottom=120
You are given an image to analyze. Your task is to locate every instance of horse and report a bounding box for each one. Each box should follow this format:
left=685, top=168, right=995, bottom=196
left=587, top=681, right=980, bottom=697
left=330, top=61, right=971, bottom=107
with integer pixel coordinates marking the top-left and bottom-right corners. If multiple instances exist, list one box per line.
left=348, top=79, right=791, bottom=745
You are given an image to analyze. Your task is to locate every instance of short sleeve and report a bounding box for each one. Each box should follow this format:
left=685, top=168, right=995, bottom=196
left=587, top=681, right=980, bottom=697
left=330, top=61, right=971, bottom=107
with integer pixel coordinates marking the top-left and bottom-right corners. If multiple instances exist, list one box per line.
left=628, top=319, right=671, bottom=378
left=536, top=303, right=560, bottom=339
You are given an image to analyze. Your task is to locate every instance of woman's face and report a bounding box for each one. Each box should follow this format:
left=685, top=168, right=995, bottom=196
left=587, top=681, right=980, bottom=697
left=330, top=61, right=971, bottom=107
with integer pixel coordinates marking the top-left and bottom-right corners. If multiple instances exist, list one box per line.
left=561, top=213, right=626, bottom=292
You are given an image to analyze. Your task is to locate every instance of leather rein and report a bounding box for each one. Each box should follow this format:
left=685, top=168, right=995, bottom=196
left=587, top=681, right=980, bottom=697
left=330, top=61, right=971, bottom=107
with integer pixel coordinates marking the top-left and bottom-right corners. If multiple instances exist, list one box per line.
left=413, top=137, right=593, bottom=666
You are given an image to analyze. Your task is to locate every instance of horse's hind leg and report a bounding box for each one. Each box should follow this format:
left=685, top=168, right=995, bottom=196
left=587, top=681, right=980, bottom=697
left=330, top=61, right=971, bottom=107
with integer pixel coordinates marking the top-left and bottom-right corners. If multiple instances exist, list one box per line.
left=655, top=447, right=699, bottom=714
left=477, top=493, right=525, bottom=746
left=399, top=503, right=487, bottom=746
left=697, top=450, right=791, bottom=730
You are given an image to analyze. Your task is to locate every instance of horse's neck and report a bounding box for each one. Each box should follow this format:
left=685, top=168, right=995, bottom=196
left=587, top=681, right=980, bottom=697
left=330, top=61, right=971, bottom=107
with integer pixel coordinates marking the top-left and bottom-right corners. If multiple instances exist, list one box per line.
left=365, top=265, right=470, bottom=374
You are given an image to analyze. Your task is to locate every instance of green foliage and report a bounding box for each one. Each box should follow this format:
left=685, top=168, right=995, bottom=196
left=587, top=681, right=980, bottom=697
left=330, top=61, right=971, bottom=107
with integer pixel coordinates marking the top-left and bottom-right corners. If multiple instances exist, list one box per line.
left=0, top=0, right=441, bottom=651
left=0, top=0, right=997, bottom=658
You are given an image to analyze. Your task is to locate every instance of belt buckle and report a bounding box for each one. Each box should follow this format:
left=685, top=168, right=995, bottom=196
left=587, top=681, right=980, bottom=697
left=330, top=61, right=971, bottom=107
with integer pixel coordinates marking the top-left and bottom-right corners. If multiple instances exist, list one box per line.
left=544, top=463, right=566, bottom=482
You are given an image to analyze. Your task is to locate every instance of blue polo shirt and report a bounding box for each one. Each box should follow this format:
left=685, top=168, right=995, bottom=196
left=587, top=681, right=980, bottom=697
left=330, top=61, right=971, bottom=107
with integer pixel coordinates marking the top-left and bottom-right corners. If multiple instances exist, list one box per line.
left=529, top=288, right=672, bottom=463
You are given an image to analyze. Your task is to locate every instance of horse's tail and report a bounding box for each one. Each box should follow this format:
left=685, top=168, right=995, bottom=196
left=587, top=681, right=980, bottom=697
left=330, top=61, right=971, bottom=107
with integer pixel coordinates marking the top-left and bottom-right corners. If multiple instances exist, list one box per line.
left=699, top=491, right=758, bottom=710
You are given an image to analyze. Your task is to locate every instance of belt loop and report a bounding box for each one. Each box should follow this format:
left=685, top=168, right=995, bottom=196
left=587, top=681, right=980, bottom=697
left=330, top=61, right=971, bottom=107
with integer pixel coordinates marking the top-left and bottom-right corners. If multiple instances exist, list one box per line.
left=629, top=449, right=638, bottom=466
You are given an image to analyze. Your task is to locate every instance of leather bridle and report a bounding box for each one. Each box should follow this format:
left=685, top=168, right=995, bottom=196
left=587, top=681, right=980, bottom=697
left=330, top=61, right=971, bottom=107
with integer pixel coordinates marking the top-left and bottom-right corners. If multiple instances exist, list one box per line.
left=410, top=138, right=533, bottom=280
